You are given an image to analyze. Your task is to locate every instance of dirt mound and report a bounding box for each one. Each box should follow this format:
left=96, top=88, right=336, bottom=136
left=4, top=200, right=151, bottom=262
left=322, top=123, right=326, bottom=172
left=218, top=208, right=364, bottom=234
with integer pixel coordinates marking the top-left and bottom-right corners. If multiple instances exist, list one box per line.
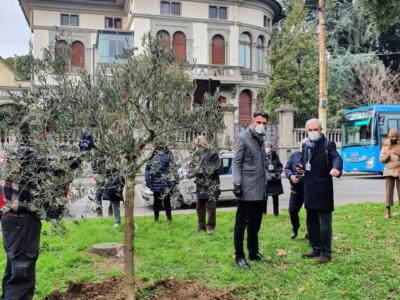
left=45, top=277, right=241, bottom=300
left=140, top=278, right=241, bottom=300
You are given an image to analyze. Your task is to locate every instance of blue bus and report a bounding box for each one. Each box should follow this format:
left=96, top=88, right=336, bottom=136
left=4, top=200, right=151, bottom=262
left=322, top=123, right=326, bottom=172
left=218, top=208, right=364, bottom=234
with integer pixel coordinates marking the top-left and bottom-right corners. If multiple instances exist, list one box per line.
left=341, top=105, right=400, bottom=173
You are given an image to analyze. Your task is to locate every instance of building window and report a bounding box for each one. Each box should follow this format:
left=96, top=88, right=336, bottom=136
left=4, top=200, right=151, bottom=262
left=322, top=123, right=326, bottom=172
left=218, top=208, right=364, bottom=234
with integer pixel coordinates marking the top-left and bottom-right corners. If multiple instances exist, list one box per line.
left=255, top=36, right=264, bottom=72
left=61, top=14, right=79, bottom=26
left=209, top=5, right=227, bottom=19
left=161, top=1, right=180, bottom=16
left=157, top=30, right=171, bottom=48
left=239, top=32, right=251, bottom=69
left=219, top=7, right=227, bottom=19
left=105, top=17, right=122, bottom=29
left=71, top=41, right=85, bottom=72
left=211, top=35, right=225, bottom=65
left=98, top=32, right=134, bottom=64
left=55, top=40, right=69, bottom=73
left=172, top=31, right=186, bottom=61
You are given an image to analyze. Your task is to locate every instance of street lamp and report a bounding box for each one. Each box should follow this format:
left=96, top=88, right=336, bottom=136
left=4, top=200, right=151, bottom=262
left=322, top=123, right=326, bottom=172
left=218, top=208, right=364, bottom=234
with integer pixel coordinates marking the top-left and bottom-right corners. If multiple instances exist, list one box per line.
left=305, top=0, right=328, bottom=132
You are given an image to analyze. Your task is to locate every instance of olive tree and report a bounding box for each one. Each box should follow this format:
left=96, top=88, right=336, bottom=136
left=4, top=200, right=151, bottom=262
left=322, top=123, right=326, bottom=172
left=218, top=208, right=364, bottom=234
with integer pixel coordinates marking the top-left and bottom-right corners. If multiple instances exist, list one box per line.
left=7, top=33, right=224, bottom=299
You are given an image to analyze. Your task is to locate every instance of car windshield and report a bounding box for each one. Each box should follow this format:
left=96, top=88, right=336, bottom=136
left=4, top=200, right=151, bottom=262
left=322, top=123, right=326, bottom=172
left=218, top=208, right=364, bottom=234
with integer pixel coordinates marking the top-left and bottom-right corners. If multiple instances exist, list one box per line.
left=341, top=110, right=377, bottom=147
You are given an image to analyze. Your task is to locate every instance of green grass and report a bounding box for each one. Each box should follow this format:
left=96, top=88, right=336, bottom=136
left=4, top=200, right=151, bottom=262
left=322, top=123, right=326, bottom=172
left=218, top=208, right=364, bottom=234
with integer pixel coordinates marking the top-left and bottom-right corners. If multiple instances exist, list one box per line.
left=1, top=203, right=400, bottom=299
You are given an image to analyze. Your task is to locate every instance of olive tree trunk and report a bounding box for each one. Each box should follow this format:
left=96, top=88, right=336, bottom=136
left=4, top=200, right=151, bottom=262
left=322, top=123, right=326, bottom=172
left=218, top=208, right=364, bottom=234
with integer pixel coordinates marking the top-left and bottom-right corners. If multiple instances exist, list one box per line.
left=123, top=177, right=136, bottom=300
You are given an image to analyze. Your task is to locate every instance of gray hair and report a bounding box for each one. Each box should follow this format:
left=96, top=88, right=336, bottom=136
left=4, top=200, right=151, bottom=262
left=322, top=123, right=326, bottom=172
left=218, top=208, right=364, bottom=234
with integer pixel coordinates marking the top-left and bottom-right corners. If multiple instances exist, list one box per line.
left=305, top=118, right=322, bottom=130
left=194, top=135, right=208, bottom=148
left=264, top=140, right=273, bottom=147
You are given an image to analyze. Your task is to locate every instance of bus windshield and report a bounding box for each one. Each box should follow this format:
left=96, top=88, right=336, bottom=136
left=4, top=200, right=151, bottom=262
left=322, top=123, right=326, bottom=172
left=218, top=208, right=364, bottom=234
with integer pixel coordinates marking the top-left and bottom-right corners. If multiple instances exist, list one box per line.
left=341, top=110, right=377, bottom=147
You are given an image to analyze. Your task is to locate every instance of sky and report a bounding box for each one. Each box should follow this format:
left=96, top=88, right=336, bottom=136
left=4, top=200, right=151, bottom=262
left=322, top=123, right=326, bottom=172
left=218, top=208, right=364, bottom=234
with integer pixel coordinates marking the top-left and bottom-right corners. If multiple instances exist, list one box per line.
left=0, top=0, right=31, bottom=58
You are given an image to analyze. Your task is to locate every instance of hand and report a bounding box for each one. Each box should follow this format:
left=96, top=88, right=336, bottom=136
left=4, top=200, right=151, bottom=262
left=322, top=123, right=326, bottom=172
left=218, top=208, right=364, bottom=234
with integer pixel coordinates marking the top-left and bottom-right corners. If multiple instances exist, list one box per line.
left=330, top=168, right=340, bottom=177
left=295, top=165, right=304, bottom=175
left=290, top=175, right=298, bottom=184
left=233, top=184, right=243, bottom=197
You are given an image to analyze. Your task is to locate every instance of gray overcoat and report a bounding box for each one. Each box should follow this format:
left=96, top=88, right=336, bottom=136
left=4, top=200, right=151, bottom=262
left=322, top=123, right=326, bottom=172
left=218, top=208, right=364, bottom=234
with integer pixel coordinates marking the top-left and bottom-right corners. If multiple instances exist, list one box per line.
left=232, top=128, right=266, bottom=201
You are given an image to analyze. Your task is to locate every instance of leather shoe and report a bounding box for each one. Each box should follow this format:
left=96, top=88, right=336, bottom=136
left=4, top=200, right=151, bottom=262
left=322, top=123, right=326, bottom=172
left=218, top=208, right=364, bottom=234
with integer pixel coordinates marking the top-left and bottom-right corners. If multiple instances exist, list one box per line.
left=249, top=253, right=264, bottom=261
left=301, top=250, right=320, bottom=259
left=290, top=230, right=298, bottom=239
left=317, top=255, right=331, bottom=264
left=235, top=258, right=250, bottom=269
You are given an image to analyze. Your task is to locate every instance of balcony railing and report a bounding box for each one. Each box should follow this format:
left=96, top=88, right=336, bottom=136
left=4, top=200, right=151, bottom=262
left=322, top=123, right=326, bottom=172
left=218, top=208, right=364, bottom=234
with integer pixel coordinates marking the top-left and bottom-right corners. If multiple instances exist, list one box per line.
left=188, top=64, right=270, bottom=84
left=293, top=128, right=342, bottom=147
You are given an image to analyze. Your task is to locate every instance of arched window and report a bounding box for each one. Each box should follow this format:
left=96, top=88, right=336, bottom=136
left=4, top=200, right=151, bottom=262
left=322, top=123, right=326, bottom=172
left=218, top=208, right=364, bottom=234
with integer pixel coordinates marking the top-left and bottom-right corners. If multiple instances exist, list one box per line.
left=211, top=35, right=225, bottom=65
left=55, top=40, right=69, bottom=73
left=239, top=90, right=252, bottom=126
left=172, top=31, right=187, bottom=61
left=157, top=30, right=170, bottom=48
left=239, top=33, right=251, bottom=69
left=255, top=36, right=264, bottom=72
left=71, top=41, right=85, bottom=71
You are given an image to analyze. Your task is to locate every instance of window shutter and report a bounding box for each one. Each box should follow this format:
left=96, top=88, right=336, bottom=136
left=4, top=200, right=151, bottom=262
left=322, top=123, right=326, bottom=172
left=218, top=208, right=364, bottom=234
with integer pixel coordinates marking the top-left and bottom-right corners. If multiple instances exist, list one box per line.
left=212, top=35, right=225, bottom=65
left=172, top=32, right=186, bottom=61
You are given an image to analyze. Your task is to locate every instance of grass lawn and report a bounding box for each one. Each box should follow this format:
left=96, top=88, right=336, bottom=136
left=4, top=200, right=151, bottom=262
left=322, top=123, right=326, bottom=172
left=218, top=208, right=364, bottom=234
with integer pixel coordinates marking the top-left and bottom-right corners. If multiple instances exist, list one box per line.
left=1, top=203, right=400, bottom=299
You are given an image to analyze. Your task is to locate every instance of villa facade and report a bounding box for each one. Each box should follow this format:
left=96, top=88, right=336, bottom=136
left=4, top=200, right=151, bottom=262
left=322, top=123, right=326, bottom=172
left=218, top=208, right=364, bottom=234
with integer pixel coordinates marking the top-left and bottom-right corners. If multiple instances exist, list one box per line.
left=19, top=0, right=283, bottom=144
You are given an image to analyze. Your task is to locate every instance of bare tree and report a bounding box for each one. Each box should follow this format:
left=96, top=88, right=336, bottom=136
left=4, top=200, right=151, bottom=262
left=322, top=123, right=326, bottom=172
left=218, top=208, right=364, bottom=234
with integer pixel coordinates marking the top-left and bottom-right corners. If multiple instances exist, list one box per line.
left=347, top=65, right=400, bottom=107
left=6, top=33, right=224, bottom=299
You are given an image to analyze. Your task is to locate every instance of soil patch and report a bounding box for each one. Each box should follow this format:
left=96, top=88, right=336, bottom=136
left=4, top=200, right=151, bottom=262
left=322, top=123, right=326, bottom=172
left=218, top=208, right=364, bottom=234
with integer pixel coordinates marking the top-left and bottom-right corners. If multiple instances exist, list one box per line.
left=139, top=278, right=242, bottom=300
left=45, top=277, right=242, bottom=300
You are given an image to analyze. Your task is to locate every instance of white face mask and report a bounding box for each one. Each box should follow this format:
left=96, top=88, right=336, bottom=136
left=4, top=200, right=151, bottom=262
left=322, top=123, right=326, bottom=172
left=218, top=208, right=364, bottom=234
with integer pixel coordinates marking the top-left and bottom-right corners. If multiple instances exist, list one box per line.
left=308, top=131, right=320, bottom=142
left=254, top=124, right=266, bottom=135
left=265, top=148, right=272, bottom=155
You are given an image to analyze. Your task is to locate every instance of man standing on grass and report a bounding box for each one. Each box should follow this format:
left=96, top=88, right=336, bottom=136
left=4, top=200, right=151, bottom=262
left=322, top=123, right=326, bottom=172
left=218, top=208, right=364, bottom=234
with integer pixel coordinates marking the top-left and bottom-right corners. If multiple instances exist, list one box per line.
left=300, top=118, right=343, bottom=264
left=232, top=112, right=268, bottom=269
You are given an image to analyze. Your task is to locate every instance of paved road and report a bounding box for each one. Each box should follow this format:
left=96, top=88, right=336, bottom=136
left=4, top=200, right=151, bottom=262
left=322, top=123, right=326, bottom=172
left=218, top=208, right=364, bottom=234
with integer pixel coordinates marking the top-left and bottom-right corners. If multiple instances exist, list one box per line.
left=67, top=174, right=386, bottom=219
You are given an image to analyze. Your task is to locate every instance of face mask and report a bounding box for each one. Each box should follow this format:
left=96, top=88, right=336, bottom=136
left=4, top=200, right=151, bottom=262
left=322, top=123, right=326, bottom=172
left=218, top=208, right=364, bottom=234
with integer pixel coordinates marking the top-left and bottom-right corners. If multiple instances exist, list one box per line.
left=391, top=138, right=398, bottom=145
left=254, top=124, right=266, bottom=135
left=308, top=131, right=320, bottom=142
left=265, top=148, right=272, bottom=155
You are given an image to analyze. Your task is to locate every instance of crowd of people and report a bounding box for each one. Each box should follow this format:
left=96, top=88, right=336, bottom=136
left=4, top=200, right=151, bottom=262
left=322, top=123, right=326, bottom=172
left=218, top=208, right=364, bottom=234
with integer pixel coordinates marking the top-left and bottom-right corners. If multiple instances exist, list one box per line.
left=7, top=109, right=400, bottom=298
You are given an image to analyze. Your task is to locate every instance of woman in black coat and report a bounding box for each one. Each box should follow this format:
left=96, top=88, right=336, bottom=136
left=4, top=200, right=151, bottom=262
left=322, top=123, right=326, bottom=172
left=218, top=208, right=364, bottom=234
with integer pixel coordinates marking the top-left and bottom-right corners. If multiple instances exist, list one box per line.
left=264, top=141, right=283, bottom=216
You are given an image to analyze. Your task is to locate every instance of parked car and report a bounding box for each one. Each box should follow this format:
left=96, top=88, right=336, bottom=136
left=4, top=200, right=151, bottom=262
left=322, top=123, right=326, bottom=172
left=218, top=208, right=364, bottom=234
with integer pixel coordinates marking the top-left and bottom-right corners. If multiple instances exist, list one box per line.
left=139, top=151, right=234, bottom=209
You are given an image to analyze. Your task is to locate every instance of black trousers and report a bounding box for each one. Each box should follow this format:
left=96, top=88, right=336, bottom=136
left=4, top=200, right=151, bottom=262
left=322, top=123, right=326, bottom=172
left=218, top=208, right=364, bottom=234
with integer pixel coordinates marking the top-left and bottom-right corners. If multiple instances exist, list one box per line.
left=234, top=200, right=265, bottom=259
left=1, top=215, right=41, bottom=300
left=306, top=210, right=332, bottom=257
left=153, top=192, right=172, bottom=220
left=264, top=195, right=279, bottom=215
left=289, top=192, right=304, bottom=231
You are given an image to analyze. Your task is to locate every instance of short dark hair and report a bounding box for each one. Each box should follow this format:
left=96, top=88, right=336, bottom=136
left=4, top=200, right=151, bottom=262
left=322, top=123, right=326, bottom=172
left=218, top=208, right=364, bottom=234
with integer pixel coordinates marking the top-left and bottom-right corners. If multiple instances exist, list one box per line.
left=252, top=111, right=269, bottom=120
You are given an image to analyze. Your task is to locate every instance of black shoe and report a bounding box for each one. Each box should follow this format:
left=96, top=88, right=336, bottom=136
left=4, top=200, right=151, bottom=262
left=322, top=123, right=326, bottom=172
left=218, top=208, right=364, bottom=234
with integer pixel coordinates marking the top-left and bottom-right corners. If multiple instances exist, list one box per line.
left=301, top=250, right=320, bottom=259
left=235, top=258, right=250, bottom=269
left=317, top=255, right=331, bottom=264
left=249, top=253, right=264, bottom=261
left=290, top=230, right=298, bottom=239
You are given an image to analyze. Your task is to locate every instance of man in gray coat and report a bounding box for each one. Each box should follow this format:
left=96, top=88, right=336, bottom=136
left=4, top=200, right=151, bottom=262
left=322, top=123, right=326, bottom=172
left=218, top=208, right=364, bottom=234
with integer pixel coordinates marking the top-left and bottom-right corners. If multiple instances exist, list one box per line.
left=232, top=111, right=268, bottom=269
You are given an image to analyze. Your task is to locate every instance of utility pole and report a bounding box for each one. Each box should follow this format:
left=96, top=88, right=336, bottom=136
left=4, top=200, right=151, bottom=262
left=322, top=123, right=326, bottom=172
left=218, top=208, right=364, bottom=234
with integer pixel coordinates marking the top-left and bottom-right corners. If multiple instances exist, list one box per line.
left=318, top=0, right=328, bottom=132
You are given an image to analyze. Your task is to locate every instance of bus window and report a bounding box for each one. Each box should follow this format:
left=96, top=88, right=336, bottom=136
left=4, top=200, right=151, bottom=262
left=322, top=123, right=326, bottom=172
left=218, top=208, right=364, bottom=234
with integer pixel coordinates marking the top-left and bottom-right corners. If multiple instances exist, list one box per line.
left=379, top=113, right=400, bottom=144
left=342, top=114, right=377, bottom=147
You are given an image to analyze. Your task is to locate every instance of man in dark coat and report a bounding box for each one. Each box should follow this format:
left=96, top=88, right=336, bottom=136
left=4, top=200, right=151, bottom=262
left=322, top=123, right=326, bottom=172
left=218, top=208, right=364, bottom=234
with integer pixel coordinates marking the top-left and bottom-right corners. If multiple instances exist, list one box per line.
left=189, top=135, right=220, bottom=234
left=284, top=140, right=306, bottom=239
left=232, top=111, right=268, bottom=269
left=145, top=146, right=176, bottom=223
left=1, top=115, right=80, bottom=300
left=300, top=118, right=343, bottom=263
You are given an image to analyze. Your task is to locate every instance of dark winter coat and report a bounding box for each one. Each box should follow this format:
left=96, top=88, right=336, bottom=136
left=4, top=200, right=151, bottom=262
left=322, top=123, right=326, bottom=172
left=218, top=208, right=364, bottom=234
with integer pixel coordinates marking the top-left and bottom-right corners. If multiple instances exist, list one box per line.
left=103, top=172, right=125, bottom=202
left=301, top=135, right=343, bottom=213
left=284, top=150, right=304, bottom=194
left=144, top=147, right=176, bottom=193
left=189, top=148, right=221, bottom=201
left=265, top=150, right=283, bottom=196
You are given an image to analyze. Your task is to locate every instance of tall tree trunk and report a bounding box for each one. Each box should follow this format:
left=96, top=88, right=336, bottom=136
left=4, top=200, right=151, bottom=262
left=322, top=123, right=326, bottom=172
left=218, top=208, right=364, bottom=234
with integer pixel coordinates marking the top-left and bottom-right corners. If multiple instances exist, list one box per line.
left=123, top=177, right=135, bottom=300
